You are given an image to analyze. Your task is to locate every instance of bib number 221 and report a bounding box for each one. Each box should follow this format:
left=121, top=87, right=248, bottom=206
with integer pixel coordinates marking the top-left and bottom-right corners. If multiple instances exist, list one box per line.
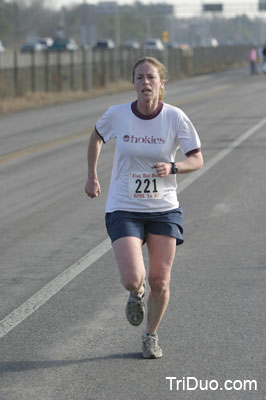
left=128, top=171, right=164, bottom=200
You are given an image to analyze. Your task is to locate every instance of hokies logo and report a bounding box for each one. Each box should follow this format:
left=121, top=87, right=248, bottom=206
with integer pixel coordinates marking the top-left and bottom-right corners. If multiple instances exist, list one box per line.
left=123, top=134, right=165, bottom=144
left=123, top=135, right=130, bottom=142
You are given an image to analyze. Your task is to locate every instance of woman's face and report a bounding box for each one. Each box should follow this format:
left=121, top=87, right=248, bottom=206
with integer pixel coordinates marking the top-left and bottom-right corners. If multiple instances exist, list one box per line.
left=133, top=62, right=164, bottom=103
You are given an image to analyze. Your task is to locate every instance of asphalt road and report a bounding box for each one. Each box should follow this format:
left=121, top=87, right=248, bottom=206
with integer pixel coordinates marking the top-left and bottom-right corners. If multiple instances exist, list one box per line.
left=0, top=66, right=265, bottom=400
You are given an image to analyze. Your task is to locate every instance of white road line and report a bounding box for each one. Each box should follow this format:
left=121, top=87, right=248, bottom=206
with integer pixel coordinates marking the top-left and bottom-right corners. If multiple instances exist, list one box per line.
left=1, top=117, right=266, bottom=340
left=0, top=239, right=111, bottom=339
left=178, top=117, right=266, bottom=192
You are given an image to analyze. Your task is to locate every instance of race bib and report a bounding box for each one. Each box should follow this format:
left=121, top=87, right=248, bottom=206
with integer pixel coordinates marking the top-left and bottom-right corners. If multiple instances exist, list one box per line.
left=128, top=171, right=164, bottom=200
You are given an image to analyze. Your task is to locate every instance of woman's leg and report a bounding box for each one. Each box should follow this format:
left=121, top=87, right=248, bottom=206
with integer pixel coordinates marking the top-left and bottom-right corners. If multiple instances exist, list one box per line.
left=112, top=236, right=146, bottom=295
left=112, top=236, right=146, bottom=326
left=145, top=233, right=176, bottom=333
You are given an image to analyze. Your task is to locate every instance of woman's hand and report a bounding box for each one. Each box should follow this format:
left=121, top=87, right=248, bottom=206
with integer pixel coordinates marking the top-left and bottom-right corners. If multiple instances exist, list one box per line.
left=152, top=162, right=172, bottom=177
left=85, top=176, right=101, bottom=198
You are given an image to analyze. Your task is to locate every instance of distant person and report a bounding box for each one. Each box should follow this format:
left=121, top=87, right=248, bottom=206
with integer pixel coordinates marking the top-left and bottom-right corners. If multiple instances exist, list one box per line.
left=262, top=44, right=266, bottom=75
left=263, top=44, right=266, bottom=63
left=248, top=46, right=258, bottom=75
left=85, top=56, right=203, bottom=359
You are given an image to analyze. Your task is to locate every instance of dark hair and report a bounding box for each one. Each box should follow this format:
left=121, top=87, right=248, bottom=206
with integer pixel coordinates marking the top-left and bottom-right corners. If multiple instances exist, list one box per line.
left=132, top=57, right=168, bottom=101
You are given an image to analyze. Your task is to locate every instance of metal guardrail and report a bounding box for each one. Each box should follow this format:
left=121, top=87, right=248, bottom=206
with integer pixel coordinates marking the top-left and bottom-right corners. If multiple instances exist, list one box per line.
left=0, top=46, right=249, bottom=99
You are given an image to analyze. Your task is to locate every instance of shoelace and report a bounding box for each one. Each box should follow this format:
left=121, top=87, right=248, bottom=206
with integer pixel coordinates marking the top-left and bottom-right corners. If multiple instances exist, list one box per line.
left=128, top=293, right=142, bottom=303
left=129, top=286, right=145, bottom=302
left=143, top=334, right=157, bottom=350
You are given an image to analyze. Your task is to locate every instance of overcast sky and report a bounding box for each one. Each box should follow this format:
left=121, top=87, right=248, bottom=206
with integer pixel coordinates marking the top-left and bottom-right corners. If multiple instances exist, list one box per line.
left=46, top=0, right=265, bottom=18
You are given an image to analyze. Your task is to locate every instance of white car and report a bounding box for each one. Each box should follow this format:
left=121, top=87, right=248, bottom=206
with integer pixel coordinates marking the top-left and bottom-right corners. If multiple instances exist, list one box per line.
left=142, top=39, right=164, bottom=50
left=121, top=40, right=140, bottom=49
left=0, top=40, right=6, bottom=52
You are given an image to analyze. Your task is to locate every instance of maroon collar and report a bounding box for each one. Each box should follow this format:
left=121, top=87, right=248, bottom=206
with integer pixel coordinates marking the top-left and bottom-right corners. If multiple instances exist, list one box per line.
left=131, top=100, right=163, bottom=120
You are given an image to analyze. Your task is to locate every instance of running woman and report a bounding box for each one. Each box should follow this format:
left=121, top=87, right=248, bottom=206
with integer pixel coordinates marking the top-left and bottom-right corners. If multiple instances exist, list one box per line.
left=85, top=56, right=203, bottom=359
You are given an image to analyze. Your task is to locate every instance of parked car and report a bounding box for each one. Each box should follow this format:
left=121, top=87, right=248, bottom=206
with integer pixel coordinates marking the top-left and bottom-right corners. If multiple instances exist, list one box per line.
left=20, top=41, right=43, bottom=52
left=93, top=39, right=115, bottom=49
left=121, top=40, right=140, bottom=49
left=0, top=40, right=5, bottom=52
left=38, top=37, right=54, bottom=50
left=142, top=38, right=164, bottom=50
left=48, top=38, right=78, bottom=52
left=200, top=37, right=218, bottom=47
left=165, top=41, right=180, bottom=49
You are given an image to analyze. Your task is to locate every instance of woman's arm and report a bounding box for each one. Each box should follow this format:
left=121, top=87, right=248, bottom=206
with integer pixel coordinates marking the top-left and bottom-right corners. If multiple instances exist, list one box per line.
left=174, top=151, right=204, bottom=174
left=85, top=129, right=103, bottom=198
left=153, top=151, right=203, bottom=177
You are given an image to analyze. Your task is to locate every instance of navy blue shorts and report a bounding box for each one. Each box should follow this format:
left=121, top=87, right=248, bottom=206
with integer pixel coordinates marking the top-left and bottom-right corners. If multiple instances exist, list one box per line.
left=105, top=208, right=184, bottom=246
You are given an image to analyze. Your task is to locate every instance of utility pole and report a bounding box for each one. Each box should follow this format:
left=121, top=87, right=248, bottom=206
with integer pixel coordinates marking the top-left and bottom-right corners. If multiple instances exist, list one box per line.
left=56, top=7, right=65, bottom=39
left=114, top=3, right=121, bottom=47
left=13, top=0, right=21, bottom=47
left=97, top=2, right=120, bottom=46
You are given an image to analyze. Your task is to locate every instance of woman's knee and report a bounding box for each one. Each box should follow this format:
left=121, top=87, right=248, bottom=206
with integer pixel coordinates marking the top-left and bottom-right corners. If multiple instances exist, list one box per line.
left=112, top=236, right=145, bottom=292
left=121, top=272, right=145, bottom=292
left=148, top=274, right=170, bottom=295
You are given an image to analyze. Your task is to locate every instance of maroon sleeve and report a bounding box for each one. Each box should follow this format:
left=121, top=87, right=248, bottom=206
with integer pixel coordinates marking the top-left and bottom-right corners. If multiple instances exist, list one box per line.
left=185, top=148, right=201, bottom=157
left=95, top=126, right=105, bottom=143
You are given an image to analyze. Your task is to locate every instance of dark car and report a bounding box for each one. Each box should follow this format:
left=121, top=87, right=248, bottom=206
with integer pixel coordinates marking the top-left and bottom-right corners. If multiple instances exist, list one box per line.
left=20, top=41, right=43, bottom=53
left=93, top=39, right=115, bottom=49
left=38, top=37, right=54, bottom=50
left=48, top=38, right=78, bottom=52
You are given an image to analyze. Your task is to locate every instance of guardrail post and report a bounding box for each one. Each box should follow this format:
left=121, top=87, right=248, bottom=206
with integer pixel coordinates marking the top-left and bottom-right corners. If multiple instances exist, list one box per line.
left=70, top=51, right=74, bottom=90
left=100, top=50, right=106, bottom=87
left=81, top=48, right=92, bottom=92
left=82, top=48, right=86, bottom=91
left=56, top=52, right=62, bottom=92
left=45, top=51, right=49, bottom=92
left=31, top=51, right=35, bottom=92
left=13, top=50, right=18, bottom=97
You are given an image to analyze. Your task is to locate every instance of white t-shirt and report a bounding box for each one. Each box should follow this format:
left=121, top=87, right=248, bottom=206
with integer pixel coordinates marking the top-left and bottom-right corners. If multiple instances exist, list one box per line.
left=96, top=101, right=201, bottom=212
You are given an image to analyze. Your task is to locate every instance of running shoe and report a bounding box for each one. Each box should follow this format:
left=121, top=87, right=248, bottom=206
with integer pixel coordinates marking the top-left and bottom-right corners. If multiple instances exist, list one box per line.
left=125, top=282, right=145, bottom=326
left=142, top=332, right=163, bottom=359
